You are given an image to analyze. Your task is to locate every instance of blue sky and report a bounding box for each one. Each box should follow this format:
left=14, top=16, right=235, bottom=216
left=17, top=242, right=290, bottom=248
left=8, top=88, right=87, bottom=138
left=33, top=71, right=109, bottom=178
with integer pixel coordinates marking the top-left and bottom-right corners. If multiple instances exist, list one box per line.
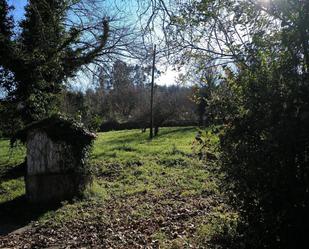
left=8, top=0, right=136, bottom=20
left=8, top=0, right=27, bottom=21
left=6, top=0, right=180, bottom=85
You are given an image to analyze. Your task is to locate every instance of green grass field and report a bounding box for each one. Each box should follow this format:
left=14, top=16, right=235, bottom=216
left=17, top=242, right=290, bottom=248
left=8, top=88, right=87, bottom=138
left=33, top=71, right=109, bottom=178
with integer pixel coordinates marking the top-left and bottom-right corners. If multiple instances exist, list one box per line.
left=0, top=127, right=237, bottom=248
left=0, top=139, right=25, bottom=203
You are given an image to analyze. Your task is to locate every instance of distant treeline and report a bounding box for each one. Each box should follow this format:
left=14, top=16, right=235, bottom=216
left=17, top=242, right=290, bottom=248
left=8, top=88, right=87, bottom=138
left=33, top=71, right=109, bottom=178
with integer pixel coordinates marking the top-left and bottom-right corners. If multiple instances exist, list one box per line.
left=59, top=60, right=202, bottom=133
left=1, top=60, right=205, bottom=137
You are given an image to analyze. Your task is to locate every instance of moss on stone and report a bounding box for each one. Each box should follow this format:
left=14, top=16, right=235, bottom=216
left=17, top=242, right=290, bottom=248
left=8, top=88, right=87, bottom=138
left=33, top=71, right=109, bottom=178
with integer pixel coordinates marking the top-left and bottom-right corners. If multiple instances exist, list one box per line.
left=11, top=115, right=96, bottom=147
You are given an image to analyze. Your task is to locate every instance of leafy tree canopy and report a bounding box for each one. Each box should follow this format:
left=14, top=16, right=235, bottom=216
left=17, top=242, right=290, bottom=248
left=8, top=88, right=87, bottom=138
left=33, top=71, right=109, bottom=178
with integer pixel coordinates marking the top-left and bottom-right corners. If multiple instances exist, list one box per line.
left=0, top=0, right=109, bottom=123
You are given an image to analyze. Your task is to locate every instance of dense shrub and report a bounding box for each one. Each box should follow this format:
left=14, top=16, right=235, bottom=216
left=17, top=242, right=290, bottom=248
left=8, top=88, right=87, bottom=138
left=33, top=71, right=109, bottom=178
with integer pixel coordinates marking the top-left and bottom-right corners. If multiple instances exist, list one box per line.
left=0, top=101, right=23, bottom=138
left=216, top=54, right=309, bottom=248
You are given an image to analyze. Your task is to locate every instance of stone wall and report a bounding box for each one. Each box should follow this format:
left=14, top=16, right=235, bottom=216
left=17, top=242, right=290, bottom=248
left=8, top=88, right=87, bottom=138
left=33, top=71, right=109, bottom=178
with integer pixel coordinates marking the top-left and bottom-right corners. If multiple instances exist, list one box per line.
left=26, top=130, right=87, bottom=202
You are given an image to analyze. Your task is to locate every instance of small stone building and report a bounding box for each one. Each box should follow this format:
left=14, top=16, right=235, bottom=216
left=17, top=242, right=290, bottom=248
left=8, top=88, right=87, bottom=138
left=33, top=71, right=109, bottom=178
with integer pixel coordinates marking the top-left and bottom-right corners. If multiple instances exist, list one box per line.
left=12, top=116, right=96, bottom=203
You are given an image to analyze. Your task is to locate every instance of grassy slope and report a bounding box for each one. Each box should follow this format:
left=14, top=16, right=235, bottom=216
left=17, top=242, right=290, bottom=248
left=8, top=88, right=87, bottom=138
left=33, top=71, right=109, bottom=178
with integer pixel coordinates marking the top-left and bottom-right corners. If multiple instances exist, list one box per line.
left=0, top=127, right=236, bottom=248
left=0, top=139, right=25, bottom=203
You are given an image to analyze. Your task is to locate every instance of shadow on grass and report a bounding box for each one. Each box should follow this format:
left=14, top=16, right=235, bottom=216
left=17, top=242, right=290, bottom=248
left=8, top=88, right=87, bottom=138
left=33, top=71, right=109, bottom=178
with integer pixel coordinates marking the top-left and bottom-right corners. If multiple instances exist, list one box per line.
left=0, top=195, right=60, bottom=235
left=156, top=127, right=197, bottom=137
left=0, top=163, right=60, bottom=235
left=0, top=162, right=26, bottom=181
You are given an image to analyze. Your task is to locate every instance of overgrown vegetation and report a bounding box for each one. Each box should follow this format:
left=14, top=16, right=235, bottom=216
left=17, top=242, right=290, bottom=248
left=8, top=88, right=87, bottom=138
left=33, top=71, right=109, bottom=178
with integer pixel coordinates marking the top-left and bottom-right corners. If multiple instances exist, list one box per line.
left=218, top=55, right=309, bottom=248
left=163, top=1, right=309, bottom=248
left=1, top=0, right=309, bottom=248
left=0, top=0, right=109, bottom=127
left=0, top=127, right=237, bottom=248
